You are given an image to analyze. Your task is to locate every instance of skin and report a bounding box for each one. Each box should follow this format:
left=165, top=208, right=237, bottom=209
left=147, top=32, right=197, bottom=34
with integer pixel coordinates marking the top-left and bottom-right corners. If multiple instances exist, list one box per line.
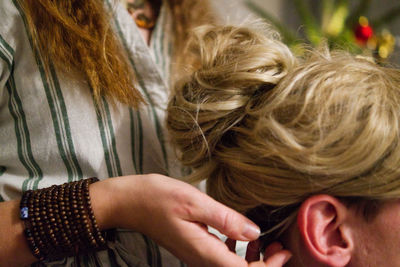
left=349, top=199, right=400, bottom=267
left=0, top=174, right=290, bottom=267
left=283, top=195, right=400, bottom=267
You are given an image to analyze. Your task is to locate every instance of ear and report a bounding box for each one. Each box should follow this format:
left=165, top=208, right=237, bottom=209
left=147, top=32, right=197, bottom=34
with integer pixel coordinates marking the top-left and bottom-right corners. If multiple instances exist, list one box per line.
left=297, top=195, right=354, bottom=267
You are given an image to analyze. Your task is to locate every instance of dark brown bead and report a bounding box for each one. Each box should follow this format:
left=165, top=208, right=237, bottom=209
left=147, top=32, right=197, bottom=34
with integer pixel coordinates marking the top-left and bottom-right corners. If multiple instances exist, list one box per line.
left=21, top=178, right=105, bottom=260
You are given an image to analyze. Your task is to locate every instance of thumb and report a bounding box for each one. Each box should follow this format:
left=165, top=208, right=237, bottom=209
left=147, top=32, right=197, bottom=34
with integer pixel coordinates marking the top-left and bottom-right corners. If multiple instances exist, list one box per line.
left=191, top=193, right=260, bottom=241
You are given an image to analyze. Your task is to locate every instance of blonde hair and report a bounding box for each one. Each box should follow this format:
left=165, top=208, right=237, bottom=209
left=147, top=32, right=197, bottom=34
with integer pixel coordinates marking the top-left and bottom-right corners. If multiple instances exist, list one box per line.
left=167, top=24, right=400, bottom=234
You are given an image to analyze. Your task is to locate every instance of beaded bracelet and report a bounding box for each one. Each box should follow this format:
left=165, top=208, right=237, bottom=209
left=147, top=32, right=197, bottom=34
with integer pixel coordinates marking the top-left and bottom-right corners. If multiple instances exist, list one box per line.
left=20, top=177, right=110, bottom=261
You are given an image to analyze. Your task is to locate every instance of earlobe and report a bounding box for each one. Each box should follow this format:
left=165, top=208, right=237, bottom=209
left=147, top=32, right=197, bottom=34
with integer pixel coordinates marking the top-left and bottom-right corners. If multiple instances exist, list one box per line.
left=297, top=195, right=354, bottom=267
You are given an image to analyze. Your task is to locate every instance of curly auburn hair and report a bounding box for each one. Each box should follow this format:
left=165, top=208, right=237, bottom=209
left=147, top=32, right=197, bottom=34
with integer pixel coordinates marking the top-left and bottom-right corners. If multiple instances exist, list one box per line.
left=18, top=0, right=215, bottom=107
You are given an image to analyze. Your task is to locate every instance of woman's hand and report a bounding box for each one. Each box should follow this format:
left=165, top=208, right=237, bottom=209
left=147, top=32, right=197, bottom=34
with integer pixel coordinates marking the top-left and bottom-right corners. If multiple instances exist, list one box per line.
left=90, top=174, right=264, bottom=266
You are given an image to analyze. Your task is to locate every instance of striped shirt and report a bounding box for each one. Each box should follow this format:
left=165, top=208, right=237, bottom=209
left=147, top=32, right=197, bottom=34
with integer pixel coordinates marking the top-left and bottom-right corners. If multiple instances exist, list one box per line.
left=0, top=0, right=185, bottom=266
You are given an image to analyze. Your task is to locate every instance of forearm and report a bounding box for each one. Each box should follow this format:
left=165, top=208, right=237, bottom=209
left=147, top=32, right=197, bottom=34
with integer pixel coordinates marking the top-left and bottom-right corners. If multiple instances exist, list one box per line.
left=0, top=200, right=37, bottom=267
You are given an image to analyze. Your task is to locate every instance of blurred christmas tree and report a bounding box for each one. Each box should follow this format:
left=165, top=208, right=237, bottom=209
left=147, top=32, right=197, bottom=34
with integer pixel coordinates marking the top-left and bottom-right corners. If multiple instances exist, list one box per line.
left=246, top=0, right=399, bottom=61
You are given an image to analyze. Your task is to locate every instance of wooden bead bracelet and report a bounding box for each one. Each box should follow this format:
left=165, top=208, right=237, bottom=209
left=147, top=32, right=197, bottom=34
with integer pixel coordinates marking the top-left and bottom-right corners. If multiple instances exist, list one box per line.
left=20, top=178, right=110, bottom=261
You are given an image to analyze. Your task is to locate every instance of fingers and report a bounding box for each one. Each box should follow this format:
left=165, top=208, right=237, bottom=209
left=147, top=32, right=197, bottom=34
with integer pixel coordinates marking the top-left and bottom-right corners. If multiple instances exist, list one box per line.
left=189, top=193, right=260, bottom=241
left=176, top=221, right=249, bottom=267
left=146, top=175, right=260, bottom=241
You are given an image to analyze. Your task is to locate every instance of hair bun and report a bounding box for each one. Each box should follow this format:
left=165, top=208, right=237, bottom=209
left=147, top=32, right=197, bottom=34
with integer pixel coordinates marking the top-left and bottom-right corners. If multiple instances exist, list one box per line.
left=167, top=23, right=296, bottom=178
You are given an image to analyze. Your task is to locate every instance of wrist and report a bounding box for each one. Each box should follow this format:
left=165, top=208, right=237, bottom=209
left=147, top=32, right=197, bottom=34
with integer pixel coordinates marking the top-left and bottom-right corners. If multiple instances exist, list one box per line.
left=89, top=178, right=119, bottom=230
left=90, top=175, right=150, bottom=231
left=95, top=174, right=165, bottom=233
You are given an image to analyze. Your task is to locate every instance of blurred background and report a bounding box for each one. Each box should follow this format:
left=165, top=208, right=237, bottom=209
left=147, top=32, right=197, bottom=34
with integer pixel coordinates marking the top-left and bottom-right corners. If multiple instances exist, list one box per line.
left=212, top=0, right=400, bottom=64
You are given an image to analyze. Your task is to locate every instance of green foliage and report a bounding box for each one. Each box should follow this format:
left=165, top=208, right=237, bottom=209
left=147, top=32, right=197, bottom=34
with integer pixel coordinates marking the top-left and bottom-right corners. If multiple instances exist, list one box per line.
left=246, top=0, right=400, bottom=58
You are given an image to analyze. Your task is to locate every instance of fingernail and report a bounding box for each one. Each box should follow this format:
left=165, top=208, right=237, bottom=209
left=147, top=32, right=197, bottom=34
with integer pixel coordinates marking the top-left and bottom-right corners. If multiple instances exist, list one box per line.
left=243, top=223, right=260, bottom=240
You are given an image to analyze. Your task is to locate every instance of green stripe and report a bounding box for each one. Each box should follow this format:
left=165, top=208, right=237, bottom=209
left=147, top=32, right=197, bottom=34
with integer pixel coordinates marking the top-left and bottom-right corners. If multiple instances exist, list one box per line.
left=151, top=5, right=168, bottom=80
left=129, top=109, right=144, bottom=173
left=94, top=98, right=122, bottom=178
left=129, top=109, right=137, bottom=172
left=102, top=98, right=122, bottom=176
left=168, top=41, right=173, bottom=75
left=137, top=110, right=144, bottom=173
left=13, top=0, right=45, bottom=191
left=14, top=0, right=83, bottom=186
left=0, top=166, right=5, bottom=176
left=95, top=100, right=115, bottom=178
left=39, top=67, right=76, bottom=184
left=6, top=81, right=34, bottom=189
left=0, top=35, right=14, bottom=70
left=159, top=8, right=167, bottom=79
left=0, top=34, right=15, bottom=58
left=48, top=63, right=83, bottom=181
left=0, top=47, right=11, bottom=69
left=106, top=0, right=169, bottom=174
left=6, top=76, right=43, bottom=191
left=13, top=0, right=67, bottom=187
left=151, top=11, right=162, bottom=66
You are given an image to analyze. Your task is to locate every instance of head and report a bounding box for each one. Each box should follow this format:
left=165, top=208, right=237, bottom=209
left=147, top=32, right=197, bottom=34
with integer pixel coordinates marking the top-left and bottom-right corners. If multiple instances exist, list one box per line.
left=167, top=23, right=400, bottom=266
left=18, top=0, right=215, bottom=106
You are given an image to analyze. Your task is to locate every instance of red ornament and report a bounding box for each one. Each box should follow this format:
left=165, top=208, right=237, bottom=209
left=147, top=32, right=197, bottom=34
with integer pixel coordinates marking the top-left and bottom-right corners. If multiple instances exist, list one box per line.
left=354, top=24, right=374, bottom=44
